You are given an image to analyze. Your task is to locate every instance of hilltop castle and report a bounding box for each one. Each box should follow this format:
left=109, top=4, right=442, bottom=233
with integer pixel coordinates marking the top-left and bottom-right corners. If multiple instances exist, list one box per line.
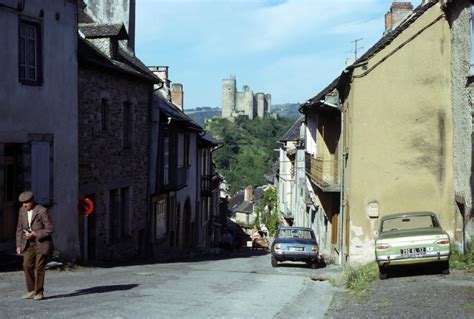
left=221, top=76, right=271, bottom=120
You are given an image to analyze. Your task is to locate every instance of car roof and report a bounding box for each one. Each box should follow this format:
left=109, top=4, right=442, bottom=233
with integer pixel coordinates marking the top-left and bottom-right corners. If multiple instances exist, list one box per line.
left=380, top=211, right=437, bottom=221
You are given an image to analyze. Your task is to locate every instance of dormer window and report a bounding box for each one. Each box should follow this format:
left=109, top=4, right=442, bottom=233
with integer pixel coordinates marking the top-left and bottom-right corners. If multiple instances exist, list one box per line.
left=78, top=23, right=128, bottom=60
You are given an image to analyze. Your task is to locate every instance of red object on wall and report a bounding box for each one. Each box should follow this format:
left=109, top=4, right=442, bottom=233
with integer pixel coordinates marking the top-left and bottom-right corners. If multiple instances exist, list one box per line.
left=78, top=198, right=94, bottom=216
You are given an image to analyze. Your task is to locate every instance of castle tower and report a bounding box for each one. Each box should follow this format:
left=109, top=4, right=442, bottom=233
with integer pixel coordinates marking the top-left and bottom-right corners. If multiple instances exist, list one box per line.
left=222, top=76, right=236, bottom=118
left=265, top=94, right=272, bottom=114
left=256, top=93, right=265, bottom=118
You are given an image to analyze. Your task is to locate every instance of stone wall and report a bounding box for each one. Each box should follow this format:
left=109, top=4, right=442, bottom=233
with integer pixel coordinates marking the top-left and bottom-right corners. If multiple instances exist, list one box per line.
left=78, top=66, right=151, bottom=261
left=448, top=0, right=473, bottom=251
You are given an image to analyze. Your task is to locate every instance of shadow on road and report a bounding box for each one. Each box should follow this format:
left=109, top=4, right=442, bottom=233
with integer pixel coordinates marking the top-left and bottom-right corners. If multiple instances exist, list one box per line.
left=384, top=263, right=446, bottom=279
left=45, top=284, right=139, bottom=300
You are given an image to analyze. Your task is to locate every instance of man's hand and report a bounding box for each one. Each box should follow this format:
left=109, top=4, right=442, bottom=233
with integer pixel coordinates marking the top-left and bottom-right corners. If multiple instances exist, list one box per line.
left=24, top=231, right=36, bottom=240
left=16, top=247, right=21, bottom=255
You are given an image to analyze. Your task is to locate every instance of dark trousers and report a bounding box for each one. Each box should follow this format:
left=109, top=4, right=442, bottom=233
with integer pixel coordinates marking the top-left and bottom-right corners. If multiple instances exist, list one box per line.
left=23, top=242, right=47, bottom=294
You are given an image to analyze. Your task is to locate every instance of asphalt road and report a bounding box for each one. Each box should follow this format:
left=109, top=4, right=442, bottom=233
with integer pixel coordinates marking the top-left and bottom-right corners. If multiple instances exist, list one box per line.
left=0, top=249, right=340, bottom=319
left=327, top=267, right=474, bottom=319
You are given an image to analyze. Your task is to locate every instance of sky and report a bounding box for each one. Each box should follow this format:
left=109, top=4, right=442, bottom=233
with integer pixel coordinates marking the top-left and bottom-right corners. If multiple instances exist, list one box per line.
left=136, top=0, right=422, bottom=109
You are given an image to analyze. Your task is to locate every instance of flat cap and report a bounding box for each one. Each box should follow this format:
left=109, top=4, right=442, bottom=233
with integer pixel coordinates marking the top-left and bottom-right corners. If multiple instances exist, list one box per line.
left=18, top=191, right=34, bottom=203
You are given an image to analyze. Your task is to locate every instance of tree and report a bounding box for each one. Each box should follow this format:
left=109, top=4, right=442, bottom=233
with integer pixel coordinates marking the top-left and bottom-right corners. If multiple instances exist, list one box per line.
left=254, top=186, right=280, bottom=236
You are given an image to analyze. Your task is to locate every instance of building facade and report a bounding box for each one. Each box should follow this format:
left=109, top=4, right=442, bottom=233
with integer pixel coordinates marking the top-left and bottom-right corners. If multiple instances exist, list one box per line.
left=77, top=1, right=158, bottom=262
left=300, top=0, right=473, bottom=264
left=0, top=0, right=79, bottom=259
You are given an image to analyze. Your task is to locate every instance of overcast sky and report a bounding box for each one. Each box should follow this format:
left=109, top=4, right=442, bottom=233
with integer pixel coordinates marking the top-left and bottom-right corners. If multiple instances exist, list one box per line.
left=136, top=0, right=422, bottom=109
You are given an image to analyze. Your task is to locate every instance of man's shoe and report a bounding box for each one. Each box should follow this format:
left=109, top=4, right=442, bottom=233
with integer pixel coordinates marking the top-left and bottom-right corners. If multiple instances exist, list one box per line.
left=34, top=292, right=44, bottom=300
left=21, top=291, right=35, bottom=299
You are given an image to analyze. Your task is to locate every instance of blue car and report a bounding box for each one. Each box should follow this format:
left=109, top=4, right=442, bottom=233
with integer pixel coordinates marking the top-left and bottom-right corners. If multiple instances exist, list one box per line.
left=271, top=227, right=319, bottom=268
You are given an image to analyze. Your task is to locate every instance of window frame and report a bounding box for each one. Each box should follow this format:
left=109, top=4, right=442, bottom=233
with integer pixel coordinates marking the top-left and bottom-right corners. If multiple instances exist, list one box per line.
left=18, top=17, right=43, bottom=86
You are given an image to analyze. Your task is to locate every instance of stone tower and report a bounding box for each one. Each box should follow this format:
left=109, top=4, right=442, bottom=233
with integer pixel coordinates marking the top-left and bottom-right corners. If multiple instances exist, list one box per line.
left=222, top=75, right=236, bottom=118
left=221, top=76, right=271, bottom=120
left=83, top=0, right=136, bottom=51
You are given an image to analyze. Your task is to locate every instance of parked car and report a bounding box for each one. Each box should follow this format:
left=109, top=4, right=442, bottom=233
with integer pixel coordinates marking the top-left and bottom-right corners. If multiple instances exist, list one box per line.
left=271, top=227, right=319, bottom=268
left=252, top=237, right=269, bottom=250
left=375, top=211, right=451, bottom=279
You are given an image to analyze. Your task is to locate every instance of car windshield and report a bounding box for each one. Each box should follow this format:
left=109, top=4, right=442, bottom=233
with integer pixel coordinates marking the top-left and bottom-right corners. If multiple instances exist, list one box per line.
left=277, top=229, right=314, bottom=239
left=380, top=214, right=440, bottom=232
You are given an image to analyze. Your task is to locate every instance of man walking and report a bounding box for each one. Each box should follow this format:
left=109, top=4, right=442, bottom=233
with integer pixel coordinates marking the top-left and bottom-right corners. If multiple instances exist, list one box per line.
left=16, top=191, right=55, bottom=300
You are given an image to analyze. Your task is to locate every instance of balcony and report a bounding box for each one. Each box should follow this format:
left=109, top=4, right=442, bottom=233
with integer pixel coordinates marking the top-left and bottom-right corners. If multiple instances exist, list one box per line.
left=201, top=174, right=220, bottom=197
left=305, top=153, right=340, bottom=192
left=162, top=166, right=188, bottom=191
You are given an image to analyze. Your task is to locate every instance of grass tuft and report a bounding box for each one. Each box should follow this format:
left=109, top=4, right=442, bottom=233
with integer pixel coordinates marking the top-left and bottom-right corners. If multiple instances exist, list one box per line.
left=449, top=236, right=474, bottom=273
left=342, top=262, right=379, bottom=298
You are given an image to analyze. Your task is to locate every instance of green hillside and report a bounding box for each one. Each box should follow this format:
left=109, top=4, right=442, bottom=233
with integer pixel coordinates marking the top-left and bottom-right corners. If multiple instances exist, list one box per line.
left=205, top=116, right=294, bottom=194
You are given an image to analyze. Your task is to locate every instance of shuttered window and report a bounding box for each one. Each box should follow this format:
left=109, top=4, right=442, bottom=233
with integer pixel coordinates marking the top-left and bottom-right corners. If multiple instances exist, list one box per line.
left=31, top=141, right=51, bottom=204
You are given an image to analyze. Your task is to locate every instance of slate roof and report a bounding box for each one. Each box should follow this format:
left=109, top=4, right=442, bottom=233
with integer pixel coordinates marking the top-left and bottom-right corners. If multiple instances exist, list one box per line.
left=199, top=133, right=223, bottom=146
left=302, top=1, right=439, bottom=112
left=79, top=23, right=128, bottom=40
left=228, top=191, right=244, bottom=212
left=78, top=37, right=159, bottom=83
left=279, top=116, right=304, bottom=142
left=155, top=94, right=202, bottom=131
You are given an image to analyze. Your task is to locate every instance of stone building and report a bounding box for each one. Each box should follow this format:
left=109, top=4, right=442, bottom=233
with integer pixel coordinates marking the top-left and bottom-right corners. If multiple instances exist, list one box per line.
left=0, top=0, right=79, bottom=259
left=148, top=67, right=222, bottom=259
left=77, top=1, right=159, bottom=262
left=221, top=75, right=271, bottom=120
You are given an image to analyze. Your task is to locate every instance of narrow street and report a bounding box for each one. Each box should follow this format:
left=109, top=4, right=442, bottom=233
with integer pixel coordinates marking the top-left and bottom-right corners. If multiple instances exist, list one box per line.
left=0, top=249, right=340, bottom=319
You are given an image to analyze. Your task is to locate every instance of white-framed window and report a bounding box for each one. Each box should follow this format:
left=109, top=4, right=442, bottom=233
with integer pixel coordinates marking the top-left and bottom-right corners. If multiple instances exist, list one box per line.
left=31, top=141, right=51, bottom=205
left=19, top=19, right=42, bottom=85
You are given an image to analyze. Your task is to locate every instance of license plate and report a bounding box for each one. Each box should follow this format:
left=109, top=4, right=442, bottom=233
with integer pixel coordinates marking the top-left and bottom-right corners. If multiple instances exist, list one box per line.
left=400, top=247, right=426, bottom=256
left=288, top=247, right=304, bottom=251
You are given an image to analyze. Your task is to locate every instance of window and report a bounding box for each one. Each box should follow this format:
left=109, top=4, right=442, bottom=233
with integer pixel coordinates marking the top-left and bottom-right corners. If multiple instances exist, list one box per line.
left=154, top=196, right=167, bottom=240
left=31, top=141, right=51, bottom=205
left=123, top=101, right=132, bottom=149
left=101, top=98, right=109, bottom=131
left=163, top=128, right=169, bottom=185
left=19, top=20, right=42, bottom=85
left=184, top=133, right=190, bottom=166
left=109, top=187, right=131, bottom=242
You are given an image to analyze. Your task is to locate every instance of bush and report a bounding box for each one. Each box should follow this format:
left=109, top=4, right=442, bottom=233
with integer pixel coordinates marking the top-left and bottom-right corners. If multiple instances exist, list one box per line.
left=342, top=262, right=379, bottom=297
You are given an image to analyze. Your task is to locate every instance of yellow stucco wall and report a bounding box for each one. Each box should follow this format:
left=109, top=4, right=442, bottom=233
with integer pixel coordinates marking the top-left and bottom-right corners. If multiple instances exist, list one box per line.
left=344, top=4, right=454, bottom=262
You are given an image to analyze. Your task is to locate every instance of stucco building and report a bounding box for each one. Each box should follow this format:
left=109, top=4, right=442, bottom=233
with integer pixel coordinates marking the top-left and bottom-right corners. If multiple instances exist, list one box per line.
left=0, top=0, right=79, bottom=259
left=300, top=0, right=473, bottom=264
left=221, top=76, right=272, bottom=120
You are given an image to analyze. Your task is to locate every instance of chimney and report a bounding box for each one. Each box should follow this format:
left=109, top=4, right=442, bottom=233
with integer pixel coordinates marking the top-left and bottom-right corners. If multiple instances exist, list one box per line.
left=148, top=66, right=171, bottom=100
left=384, top=1, right=414, bottom=33
left=171, top=83, right=184, bottom=110
left=244, top=186, right=254, bottom=202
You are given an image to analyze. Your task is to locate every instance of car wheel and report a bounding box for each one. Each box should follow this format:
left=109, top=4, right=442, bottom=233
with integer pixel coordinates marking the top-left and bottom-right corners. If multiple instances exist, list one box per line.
left=379, top=266, right=388, bottom=280
left=440, top=261, right=450, bottom=275
left=271, top=256, right=278, bottom=268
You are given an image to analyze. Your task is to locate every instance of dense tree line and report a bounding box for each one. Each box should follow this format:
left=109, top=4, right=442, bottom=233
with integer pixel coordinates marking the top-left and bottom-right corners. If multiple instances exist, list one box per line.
left=205, top=116, right=294, bottom=194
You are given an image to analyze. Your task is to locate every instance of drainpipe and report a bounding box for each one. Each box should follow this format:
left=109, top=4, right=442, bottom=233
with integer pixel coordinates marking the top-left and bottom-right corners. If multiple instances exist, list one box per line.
left=320, top=99, right=345, bottom=265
